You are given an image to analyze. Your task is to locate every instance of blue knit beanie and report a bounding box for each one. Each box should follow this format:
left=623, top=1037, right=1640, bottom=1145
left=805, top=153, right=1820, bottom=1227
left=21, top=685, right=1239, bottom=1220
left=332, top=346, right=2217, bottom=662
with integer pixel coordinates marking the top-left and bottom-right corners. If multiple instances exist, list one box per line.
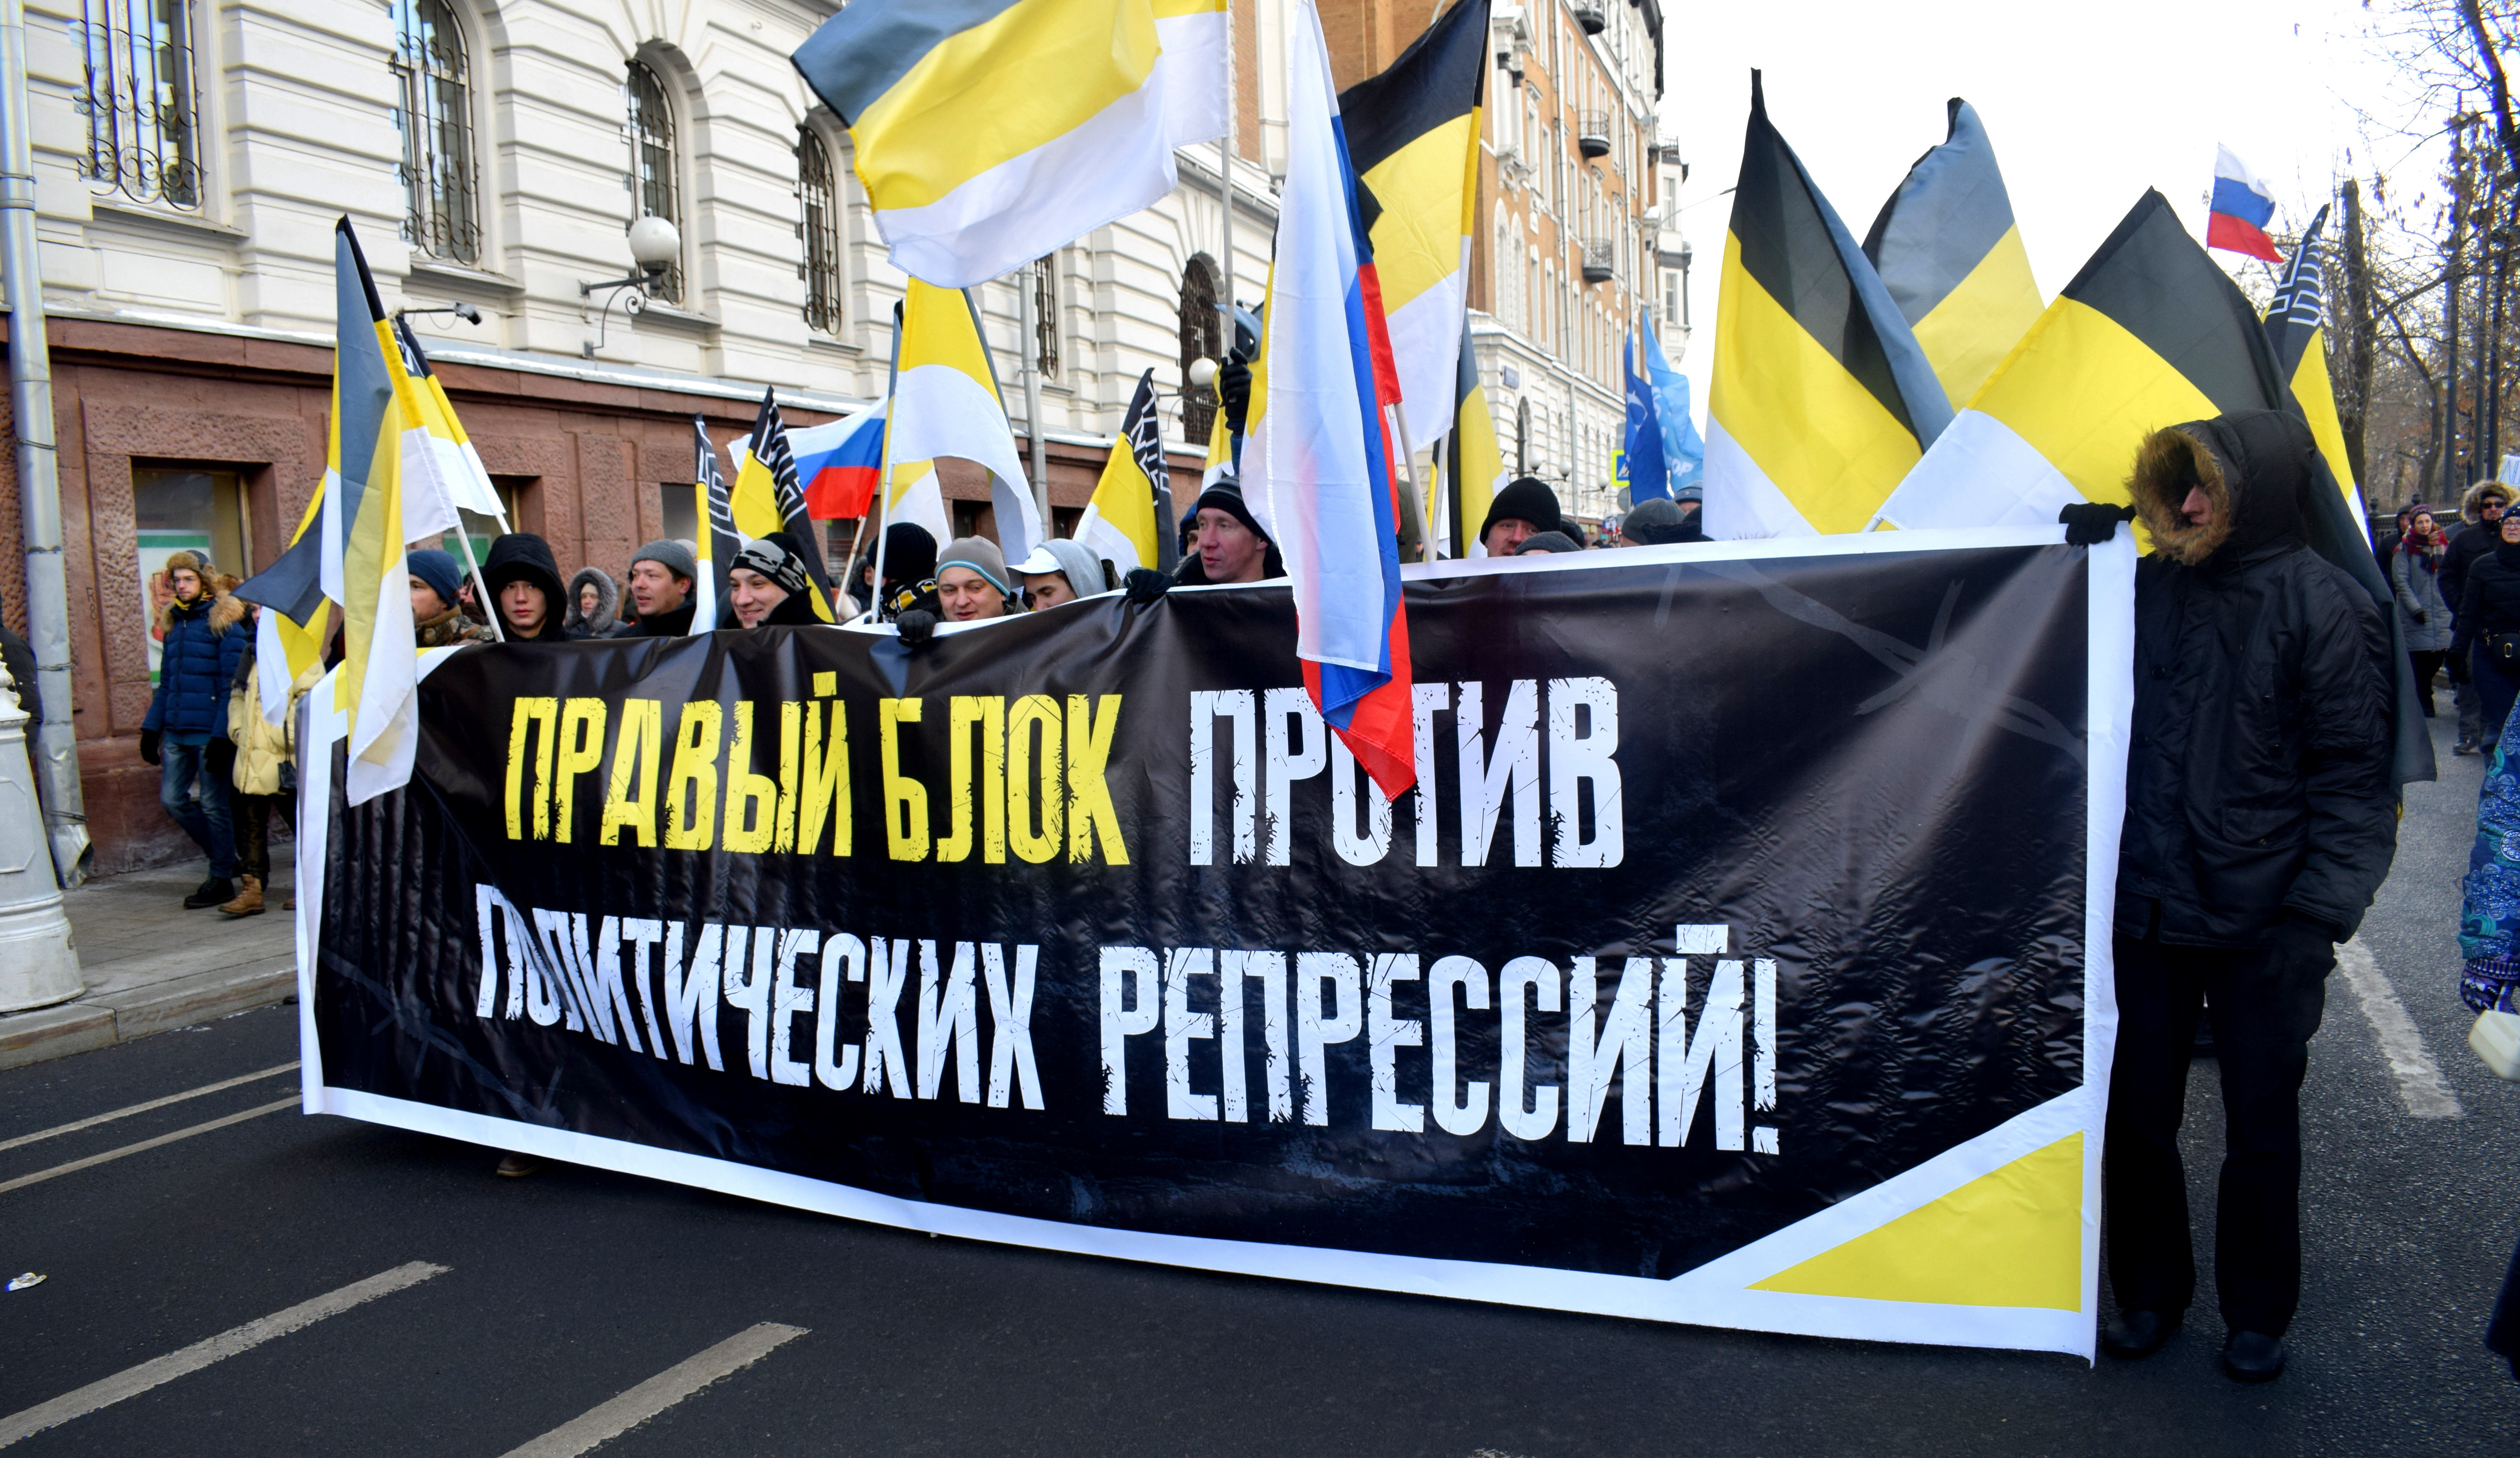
left=407, top=549, right=464, bottom=612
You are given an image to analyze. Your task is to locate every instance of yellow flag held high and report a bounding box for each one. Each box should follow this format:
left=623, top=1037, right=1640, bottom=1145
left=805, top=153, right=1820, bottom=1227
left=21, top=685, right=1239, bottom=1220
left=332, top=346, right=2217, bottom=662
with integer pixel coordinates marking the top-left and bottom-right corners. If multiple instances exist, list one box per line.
left=1075, top=370, right=1175, bottom=574
left=1861, top=99, right=2045, bottom=413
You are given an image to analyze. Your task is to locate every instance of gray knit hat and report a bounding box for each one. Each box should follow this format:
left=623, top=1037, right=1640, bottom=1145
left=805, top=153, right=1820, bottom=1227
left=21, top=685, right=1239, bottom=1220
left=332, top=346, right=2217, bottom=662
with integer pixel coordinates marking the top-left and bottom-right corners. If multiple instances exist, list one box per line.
left=937, top=536, right=1014, bottom=598
left=631, top=538, right=698, bottom=582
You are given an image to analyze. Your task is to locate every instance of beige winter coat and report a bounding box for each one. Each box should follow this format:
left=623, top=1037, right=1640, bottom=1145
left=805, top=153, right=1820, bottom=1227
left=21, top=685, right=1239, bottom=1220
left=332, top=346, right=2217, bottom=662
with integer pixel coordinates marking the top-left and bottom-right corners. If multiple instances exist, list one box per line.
left=228, top=658, right=323, bottom=795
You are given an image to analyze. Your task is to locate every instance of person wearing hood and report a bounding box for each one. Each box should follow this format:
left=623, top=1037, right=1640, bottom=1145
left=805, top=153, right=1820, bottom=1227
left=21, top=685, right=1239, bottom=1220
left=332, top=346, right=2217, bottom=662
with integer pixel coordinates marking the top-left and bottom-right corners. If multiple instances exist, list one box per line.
left=480, top=533, right=572, bottom=642
left=728, top=532, right=825, bottom=627
left=140, top=549, right=248, bottom=909
left=623, top=540, right=699, bottom=637
left=2448, top=482, right=2512, bottom=751
left=2452, top=508, right=2520, bottom=753
left=1479, top=477, right=1567, bottom=556
left=1013, top=538, right=1108, bottom=610
left=2100, top=410, right=2397, bottom=1383
left=936, top=536, right=1018, bottom=620
left=1177, top=479, right=1284, bottom=585
left=874, top=523, right=940, bottom=621
left=566, top=565, right=620, bottom=639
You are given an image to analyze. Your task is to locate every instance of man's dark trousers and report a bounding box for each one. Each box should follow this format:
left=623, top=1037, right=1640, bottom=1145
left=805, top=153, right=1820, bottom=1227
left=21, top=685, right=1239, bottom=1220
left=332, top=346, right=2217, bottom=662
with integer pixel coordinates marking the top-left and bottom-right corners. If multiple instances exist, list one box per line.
left=2105, top=933, right=2330, bottom=1337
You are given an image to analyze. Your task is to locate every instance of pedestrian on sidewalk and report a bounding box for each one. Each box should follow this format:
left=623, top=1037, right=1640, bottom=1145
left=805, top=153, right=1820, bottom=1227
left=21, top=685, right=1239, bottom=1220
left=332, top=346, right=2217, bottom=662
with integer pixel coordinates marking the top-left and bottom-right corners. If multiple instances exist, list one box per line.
left=139, top=551, right=247, bottom=910
left=2102, top=410, right=2397, bottom=1384
left=2391, top=506, right=2451, bottom=714
left=219, top=614, right=320, bottom=918
left=2448, top=483, right=2511, bottom=752
left=2452, top=510, right=2520, bottom=755
left=2450, top=692, right=2520, bottom=1380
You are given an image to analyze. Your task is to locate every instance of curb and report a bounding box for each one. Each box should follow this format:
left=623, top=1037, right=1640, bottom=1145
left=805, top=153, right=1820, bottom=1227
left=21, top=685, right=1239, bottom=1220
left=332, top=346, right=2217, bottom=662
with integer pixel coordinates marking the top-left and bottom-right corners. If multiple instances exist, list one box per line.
left=0, top=965, right=296, bottom=1072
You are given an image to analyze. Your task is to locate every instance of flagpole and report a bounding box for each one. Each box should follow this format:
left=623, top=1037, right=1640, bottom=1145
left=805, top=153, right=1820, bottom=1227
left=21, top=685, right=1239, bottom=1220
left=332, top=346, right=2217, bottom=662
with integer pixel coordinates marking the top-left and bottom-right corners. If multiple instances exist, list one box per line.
left=448, top=523, right=504, bottom=642
left=1218, top=0, right=1235, bottom=350
left=1019, top=262, right=1051, bottom=530
left=1389, top=401, right=1434, bottom=563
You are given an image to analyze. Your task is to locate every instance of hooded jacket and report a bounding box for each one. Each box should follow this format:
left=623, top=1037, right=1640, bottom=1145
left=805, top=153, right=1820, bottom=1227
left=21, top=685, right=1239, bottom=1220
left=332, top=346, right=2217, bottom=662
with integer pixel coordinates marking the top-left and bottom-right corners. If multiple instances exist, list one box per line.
left=143, top=585, right=248, bottom=740
left=2447, top=480, right=2513, bottom=618
left=565, top=566, right=620, bottom=639
left=481, top=533, right=574, bottom=642
left=2118, top=410, right=2397, bottom=946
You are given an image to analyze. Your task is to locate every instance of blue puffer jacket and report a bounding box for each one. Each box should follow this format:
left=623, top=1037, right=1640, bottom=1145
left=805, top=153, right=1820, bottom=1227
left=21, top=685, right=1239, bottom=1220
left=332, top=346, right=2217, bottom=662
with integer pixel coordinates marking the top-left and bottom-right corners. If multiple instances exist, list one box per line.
left=142, top=592, right=247, bottom=739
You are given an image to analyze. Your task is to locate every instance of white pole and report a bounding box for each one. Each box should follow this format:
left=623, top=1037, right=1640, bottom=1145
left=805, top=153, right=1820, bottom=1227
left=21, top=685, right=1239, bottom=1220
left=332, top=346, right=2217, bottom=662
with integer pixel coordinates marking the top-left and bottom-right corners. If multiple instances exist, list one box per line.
left=1219, top=0, right=1235, bottom=349
left=1019, top=266, right=1050, bottom=529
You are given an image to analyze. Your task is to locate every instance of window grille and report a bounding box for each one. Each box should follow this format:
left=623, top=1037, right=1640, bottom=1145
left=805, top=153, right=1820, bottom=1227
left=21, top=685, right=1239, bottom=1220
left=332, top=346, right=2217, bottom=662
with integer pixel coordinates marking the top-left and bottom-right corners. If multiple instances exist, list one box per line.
left=77, top=0, right=201, bottom=209
left=1178, top=255, right=1223, bottom=444
left=392, top=0, right=480, bottom=265
left=624, top=61, right=682, bottom=303
left=795, top=127, right=843, bottom=333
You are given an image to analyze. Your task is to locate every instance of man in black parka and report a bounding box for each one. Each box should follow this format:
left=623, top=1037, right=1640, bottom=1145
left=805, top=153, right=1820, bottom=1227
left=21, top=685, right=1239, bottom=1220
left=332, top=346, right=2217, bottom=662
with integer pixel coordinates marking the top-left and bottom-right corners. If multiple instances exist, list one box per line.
left=2103, top=409, right=2397, bottom=1382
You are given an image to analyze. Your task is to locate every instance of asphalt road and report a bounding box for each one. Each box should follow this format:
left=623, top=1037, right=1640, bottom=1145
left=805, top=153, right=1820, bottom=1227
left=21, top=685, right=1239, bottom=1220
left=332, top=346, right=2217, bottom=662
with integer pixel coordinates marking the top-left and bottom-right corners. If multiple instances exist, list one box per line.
left=2, top=715, right=2516, bottom=1458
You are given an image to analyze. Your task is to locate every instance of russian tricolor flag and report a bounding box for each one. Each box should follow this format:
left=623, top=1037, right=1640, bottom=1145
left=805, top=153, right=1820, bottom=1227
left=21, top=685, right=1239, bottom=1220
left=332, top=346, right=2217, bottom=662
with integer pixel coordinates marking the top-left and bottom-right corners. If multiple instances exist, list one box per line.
left=1243, top=0, right=1415, bottom=800
left=2207, top=144, right=2282, bottom=263
left=789, top=397, right=886, bottom=519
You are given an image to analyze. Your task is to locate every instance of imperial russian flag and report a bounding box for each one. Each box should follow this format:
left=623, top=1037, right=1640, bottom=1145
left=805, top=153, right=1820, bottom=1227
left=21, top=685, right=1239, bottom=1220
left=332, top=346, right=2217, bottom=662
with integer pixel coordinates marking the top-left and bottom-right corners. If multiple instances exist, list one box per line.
left=789, top=398, right=887, bottom=519
left=2206, top=144, right=2283, bottom=263
left=1242, top=0, right=1414, bottom=799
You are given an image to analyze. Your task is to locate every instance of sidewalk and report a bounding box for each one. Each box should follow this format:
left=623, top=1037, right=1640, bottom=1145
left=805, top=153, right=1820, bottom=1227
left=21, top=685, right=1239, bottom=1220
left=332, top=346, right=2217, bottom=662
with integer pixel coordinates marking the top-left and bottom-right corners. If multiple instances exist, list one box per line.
left=0, top=861, right=299, bottom=1070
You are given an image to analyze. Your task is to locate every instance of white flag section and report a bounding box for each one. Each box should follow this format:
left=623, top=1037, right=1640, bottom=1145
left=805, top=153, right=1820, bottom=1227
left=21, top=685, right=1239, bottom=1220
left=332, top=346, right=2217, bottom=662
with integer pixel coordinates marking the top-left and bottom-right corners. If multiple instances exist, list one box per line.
left=1241, top=0, right=1389, bottom=676
left=1867, top=410, right=2085, bottom=531
left=887, top=280, right=1044, bottom=563
left=1383, top=246, right=1468, bottom=453
left=1703, top=417, right=1819, bottom=540
left=882, top=461, right=955, bottom=549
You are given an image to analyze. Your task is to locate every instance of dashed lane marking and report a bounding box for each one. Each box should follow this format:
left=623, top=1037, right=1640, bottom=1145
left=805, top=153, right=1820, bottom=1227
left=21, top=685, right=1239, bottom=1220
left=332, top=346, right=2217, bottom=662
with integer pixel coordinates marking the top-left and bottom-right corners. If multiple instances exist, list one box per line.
left=2337, top=938, right=2463, bottom=1119
left=0, top=1061, right=299, bottom=1154
left=0, top=1261, right=448, bottom=1448
left=499, top=1323, right=812, bottom=1458
left=0, top=1096, right=300, bottom=1196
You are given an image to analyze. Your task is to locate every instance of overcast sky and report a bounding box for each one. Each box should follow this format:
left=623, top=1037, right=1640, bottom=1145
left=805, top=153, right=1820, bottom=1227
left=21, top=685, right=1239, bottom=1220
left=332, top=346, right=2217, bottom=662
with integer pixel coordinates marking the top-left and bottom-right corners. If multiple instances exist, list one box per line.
left=1656, top=0, right=2449, bottom=421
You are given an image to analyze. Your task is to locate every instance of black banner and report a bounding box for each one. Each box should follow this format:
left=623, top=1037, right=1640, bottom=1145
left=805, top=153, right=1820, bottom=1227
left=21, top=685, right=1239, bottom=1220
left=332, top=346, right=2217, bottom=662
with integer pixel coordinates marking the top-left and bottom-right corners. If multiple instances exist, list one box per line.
left=303, top=534, right=2122, bottom=1352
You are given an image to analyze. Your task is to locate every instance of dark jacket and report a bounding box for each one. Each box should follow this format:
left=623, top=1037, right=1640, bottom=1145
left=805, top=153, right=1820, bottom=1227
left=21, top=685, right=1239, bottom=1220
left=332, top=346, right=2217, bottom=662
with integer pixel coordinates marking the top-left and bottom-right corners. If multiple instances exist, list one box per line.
left=630, top=599, right=698, bottom=637
left=2452, top=544, right=2520, bottom=660
left=1172, top=541, right=1287, bottom=586
left=2117, top=411, right=2398, bottom=946
left=481, top=533, right=575, bottom=642
left=142, top=591, right=248, bottom=739
left=755, top=590, right=824, bottom=628
left=564, top=566, right=620, bottom=639
left=2445, top=481, right=2510, bottom=619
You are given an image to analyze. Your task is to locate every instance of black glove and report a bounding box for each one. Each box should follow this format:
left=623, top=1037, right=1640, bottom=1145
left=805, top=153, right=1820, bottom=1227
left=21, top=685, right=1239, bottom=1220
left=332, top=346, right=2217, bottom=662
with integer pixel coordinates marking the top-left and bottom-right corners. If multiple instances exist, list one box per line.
left=2268, top=912, right=2341, bottom=979
left=2058, top=501, right=2138, bottom=546
left=2451, top=652, right=2473, bottom=684
left=1122, top=568, right=1172, bottom=606
left=139, top=728, right=161, bottom=766
left=1220, top=360, right=1251, bottom=436
left=2414, top=609, right=2429, bottom=625
left=895, top=608, right=937, bottom=651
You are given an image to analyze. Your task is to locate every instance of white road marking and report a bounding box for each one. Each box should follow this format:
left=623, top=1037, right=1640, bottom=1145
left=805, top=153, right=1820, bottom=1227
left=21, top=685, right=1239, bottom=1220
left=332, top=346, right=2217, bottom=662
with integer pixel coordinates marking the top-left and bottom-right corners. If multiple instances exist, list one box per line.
left=0, top=1062, right=300, bottom=1154
left=2336, top=938, right=2464, bottom=1119
left=0, top=1096, right=300, bottom=1196
left=0, top=1261, right=448, bottom=1448
left=499, top=1323, right=811, bottom=1458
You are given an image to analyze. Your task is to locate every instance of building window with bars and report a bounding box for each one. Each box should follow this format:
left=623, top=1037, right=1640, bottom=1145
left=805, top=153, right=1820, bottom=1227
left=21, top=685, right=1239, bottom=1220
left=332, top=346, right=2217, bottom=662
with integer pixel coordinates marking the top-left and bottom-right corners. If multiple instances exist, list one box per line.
left=795, top=126, right=843, bottom=333
left=1178, top=254, right=1223, bottom=444
left=77, top=0, right=202, bottom=209
left=624, top=60, right=683, bottom=303
left=1030, top=254, right=1060, bottom=380
left=392, top=0, right=480, bottom=265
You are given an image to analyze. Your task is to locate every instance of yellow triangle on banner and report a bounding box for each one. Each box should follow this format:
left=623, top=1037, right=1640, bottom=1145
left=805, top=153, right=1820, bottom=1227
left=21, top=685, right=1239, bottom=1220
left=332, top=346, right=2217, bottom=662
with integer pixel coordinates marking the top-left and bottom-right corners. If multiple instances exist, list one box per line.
left=1750, top=1132, right=2083, bottom=1310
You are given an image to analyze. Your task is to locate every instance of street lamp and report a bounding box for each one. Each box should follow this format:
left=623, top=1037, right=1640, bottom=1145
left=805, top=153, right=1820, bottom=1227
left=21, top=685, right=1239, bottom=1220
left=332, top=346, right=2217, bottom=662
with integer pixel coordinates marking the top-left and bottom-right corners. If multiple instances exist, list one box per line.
left=579, top=216, right=682, bottom=357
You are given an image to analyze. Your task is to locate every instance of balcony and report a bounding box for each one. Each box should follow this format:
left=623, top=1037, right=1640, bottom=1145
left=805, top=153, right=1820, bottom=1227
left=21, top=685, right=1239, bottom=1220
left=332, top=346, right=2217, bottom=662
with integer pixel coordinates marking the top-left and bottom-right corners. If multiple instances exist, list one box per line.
left=1581, top=239, right=1614, bottom=284
left=1577, top=113, right=1610, bottom=159
left=1573, top=2, right=1606, bottom=33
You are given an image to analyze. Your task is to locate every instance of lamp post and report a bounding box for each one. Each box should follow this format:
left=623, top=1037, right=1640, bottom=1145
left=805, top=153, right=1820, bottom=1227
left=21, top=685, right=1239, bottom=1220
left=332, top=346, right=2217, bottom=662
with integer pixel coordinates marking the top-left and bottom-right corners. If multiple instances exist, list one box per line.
left=0, top=657, right=78, bottom=1012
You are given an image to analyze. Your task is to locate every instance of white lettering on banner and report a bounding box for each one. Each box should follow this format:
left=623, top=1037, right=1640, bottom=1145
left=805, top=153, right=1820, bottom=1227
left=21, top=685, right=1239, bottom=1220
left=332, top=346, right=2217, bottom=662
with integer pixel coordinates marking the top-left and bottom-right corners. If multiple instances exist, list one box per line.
left=1191, top=679, right=1623, bottom=871
left=862, top=936, right=912, bottom=1098
left=916, top=941, right=983, bottom=1103
left=981, top=943, right=1044, bottom=1110
left=1092, top=925, right=1781, bottom=1156
left=813, top=933, right=865, bottom=1091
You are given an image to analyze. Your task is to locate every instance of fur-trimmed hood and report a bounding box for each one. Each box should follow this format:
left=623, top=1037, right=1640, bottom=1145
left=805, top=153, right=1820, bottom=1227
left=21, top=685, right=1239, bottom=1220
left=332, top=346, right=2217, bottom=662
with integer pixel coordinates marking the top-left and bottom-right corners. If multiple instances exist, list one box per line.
left=2127, top=411, right=2317, bottom=569
left=565, top=566, right=620, bottom=637
left=2464, top=479, right=2513, bottom=526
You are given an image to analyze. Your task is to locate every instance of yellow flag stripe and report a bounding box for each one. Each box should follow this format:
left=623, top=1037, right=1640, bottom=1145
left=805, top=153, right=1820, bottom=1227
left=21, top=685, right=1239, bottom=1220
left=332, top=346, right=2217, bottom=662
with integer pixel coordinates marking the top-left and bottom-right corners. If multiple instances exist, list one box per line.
left=853, top=0, right=1160, bottom=213
left=1087, top=442, right=1159, bottom=566
left=1709, top=235, right=1922, bottom=535
left=2290, top=328, right=2359, bottom=501
left=1360, top=113, right=1477, bottom=312
left=1974, top=297, right=2216, bottom=506
left=898, top=278, right=1004, bottom=406
left=1913, top=223, right=2043, bottom=412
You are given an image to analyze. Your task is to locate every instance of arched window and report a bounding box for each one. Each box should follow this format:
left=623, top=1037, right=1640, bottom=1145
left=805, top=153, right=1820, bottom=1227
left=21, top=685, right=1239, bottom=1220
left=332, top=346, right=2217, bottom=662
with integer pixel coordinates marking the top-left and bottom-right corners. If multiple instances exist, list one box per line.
left=624, top=60, right=682, bottom=302
left=795, top=126, right=844, bottom=333
left=393, top=0, right=478, bottom=263
left=1515, top=396, right=1531, bottom=475
left=1179, top=254, right=1224, bottom=444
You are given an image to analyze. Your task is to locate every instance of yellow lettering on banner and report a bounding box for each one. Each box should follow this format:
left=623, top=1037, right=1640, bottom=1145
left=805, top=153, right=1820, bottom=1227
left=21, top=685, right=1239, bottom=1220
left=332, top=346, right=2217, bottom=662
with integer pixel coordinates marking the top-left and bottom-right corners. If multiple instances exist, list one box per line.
left=940, top=695, right=1006, bottom=864
left=797, top=700, right=852, bottom=856
left=881, top=698, right=929, bottom=861
left=1007, top=694, right=1063, bottom=865
left=552, top=698, right=607, bottom=844
left=1066, top=693, right=1126, bottom=865
left=722, top=702, right=779, bottom=854
left=504, top=697, right=558, bottom=841
left=601, top=698, right=663, bottom=847
left=663, top=702, right=722, bottom=850
left=776, top=702, right=803, bottom=853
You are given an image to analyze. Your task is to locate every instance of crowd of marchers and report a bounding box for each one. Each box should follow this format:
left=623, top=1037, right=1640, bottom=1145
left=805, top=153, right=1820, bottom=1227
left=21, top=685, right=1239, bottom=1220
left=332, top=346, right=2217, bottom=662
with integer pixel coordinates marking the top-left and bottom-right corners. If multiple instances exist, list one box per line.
left=113, top=404, right=2520, bottom=1387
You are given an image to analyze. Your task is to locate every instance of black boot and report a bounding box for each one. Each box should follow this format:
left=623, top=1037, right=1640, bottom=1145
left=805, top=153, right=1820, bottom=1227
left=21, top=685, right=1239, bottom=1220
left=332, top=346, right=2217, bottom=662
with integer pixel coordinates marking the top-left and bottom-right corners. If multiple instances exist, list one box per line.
left=183, top=876, right=234, bottom=909
left=2100, top=1308, right=2183, bottom=1359
left=2223, top=1330, right=2286, bottom=1382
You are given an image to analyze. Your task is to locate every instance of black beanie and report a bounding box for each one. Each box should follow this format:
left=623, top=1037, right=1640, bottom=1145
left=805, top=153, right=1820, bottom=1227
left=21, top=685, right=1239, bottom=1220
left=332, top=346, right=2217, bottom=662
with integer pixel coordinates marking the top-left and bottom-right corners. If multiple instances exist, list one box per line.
left=881, top=522, right=938, bottom=583
left=1481, top=477, right=1564, bottom=543
left=1194, top=479, right=1270, bottom=543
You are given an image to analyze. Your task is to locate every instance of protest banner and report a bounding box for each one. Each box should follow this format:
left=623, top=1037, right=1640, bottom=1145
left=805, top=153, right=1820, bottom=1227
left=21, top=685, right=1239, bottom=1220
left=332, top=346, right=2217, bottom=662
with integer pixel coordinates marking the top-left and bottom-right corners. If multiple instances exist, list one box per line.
left=293, top=528, right=2132, bottom=1357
